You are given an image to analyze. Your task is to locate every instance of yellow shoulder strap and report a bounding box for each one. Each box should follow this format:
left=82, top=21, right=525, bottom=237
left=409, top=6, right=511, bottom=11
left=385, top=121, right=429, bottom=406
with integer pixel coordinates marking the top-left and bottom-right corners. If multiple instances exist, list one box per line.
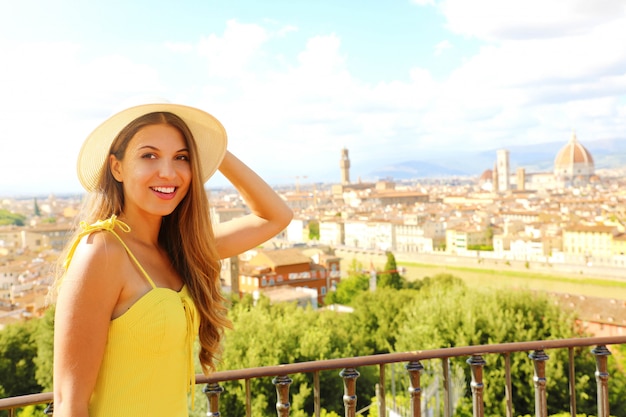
left=62, top=215, right=157, bottom=289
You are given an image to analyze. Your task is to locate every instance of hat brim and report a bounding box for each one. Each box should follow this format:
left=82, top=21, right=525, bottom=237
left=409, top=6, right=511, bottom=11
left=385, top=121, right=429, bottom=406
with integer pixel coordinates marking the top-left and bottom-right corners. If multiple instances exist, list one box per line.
left=77, top=103, right=228, bottom=192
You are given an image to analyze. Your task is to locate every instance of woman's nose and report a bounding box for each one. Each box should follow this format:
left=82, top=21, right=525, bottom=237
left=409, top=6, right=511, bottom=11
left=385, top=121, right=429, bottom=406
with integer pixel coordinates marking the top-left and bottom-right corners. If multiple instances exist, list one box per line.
left=158, top=160, right=176, bottom=178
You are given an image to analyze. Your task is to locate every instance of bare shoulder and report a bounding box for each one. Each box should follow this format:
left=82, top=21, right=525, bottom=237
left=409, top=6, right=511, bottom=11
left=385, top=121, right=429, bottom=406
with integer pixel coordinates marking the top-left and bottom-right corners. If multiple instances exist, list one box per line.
left=63, top=230, right=129, bottom=290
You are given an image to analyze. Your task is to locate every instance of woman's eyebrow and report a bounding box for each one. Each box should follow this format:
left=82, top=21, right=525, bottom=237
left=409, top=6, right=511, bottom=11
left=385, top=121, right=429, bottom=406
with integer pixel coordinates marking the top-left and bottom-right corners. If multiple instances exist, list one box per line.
left=137, top=145, right=189, bottom=152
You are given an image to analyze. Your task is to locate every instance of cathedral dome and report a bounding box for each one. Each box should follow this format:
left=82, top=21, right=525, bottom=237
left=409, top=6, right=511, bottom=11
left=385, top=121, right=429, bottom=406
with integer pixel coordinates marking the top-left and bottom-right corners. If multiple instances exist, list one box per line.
left=479, top=169, right=493, bottom=182
left=554, top=132, right=594, bottom=180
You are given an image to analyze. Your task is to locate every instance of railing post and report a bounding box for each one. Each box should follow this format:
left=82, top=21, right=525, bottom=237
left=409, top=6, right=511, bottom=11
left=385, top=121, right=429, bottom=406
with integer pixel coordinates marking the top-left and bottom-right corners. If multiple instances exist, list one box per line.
left=379, top=364, right=386, bottom=417
left=203, top=382, right=224, bottom=416
left=568, top=347, right=577, bottom=416
left=272, top=375, right=293, bottom=417
left=406, top=361, right=424, bottom=417
left=529, top=349, right=549, bottom=417
left=442, top=357, right=452, bottom=417
left=592, top=345, right=611, bottom=417
left=504, top=353, right=513, bottom=417
left=314, top=371, right=321, bottom=417
left=467, top=355, right=486, bottom=417
left=245, top=379, right=252, bottom=417
left=340, top=367, right=360, bottom=417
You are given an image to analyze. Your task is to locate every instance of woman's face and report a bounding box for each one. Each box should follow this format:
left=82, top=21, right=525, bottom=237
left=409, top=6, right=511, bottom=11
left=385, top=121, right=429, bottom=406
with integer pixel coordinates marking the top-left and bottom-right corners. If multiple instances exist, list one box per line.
left=110, top=123, right=192, bottom=219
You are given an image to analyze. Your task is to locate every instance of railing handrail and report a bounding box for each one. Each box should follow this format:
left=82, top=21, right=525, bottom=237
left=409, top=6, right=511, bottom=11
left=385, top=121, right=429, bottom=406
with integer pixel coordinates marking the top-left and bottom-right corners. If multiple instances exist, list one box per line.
left=197, top=335, right=626, bottom=382
left=2, top=335, right=626, bottom=411
left=0, top=392, right=51, bottom=410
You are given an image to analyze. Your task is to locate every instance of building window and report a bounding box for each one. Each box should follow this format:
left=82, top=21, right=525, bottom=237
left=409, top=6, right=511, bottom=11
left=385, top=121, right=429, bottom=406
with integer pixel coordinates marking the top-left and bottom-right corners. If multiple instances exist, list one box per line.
left=261, top=277, right=267, bottom=287
left=269, top=278, right=275, bottom=286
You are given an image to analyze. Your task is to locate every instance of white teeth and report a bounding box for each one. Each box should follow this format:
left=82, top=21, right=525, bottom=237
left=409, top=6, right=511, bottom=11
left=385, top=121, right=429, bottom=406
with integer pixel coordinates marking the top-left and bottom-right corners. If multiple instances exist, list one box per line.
left=153, top=186, right=175, bottom=193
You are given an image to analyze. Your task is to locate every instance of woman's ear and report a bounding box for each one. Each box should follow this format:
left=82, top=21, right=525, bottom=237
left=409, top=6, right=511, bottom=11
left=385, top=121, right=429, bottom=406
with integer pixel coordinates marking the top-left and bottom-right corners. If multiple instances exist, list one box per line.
left=110, top=154, right=123, bottom=182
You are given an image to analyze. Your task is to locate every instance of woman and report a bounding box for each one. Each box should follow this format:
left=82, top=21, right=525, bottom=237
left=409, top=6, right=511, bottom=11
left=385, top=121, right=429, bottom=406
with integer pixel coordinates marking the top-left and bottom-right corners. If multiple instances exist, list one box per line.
left=52, top=102, right=293, bottom=417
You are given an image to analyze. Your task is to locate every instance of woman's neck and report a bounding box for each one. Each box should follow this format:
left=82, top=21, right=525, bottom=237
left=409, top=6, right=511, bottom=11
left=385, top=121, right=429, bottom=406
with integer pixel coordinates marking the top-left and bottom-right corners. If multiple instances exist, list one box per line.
left=117, top=213, right=162, bottom=247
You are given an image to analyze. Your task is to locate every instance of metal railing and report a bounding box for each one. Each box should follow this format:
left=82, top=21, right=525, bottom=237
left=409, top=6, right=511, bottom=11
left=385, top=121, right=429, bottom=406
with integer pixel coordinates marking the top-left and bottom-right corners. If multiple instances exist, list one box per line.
left=2, top=335, right=625, bottom=417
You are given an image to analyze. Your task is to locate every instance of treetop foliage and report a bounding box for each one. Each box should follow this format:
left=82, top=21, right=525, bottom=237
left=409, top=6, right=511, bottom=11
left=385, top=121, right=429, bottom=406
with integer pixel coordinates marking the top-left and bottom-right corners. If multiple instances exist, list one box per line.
left=3, top=265, right=626, bottom=417
left=0, top=209, right=26, bottom=226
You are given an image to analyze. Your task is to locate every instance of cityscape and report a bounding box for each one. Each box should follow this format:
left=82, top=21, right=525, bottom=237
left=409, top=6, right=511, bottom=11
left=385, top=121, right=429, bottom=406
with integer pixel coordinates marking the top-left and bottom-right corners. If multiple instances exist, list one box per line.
left=3, top=2, right=626, bottom=415
left=2, top=131, right=626, bottom=336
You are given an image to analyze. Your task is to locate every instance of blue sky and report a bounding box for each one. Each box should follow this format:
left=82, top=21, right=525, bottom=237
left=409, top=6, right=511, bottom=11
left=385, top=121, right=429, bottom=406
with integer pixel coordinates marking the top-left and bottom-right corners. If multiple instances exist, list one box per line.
left=1, top=0, right=625, bottom=195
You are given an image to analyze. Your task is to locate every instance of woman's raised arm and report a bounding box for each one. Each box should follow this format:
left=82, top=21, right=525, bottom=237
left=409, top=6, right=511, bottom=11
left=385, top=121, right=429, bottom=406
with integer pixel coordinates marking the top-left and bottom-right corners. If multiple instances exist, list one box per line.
left=213, top=151, right=293, bottom=259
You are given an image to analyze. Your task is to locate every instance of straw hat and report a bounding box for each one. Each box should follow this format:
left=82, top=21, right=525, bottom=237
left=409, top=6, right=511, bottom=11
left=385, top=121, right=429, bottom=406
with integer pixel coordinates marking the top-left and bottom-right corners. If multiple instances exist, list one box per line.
left=77, top=100, right=228, bottom=192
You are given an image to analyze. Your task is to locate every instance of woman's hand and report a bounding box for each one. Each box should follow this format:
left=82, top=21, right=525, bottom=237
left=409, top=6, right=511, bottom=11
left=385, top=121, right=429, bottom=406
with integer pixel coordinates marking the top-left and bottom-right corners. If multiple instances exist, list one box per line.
left=213, top=151, right=293, bottom=259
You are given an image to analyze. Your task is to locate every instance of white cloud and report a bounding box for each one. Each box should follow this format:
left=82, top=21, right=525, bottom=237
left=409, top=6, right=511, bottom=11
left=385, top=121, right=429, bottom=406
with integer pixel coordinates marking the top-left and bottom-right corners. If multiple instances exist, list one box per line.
left=277, top=25, right=298, bottom=37
left=441, top=0, right=625, bottom=40
left=445, top=23, right=625, bottom=120
left=197, top=19, right=270, bottom=79
left=434, top=40, right=452, bottom=56
left=2, top=3, right=626, bottom=193
left=0, top=40, right=168, bottom=194
left=395, top=0, right=626, bottom=151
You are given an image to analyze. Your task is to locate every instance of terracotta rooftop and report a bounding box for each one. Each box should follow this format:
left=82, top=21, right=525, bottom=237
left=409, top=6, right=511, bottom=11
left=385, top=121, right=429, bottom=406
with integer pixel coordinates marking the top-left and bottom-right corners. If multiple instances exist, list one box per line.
left=251, top=248, right=312, bottom=267
left=554, top=132, right=594, bottom=168
left=549, top=292, right=626, bottom=326
left=563, top=224, right=616, bottom=234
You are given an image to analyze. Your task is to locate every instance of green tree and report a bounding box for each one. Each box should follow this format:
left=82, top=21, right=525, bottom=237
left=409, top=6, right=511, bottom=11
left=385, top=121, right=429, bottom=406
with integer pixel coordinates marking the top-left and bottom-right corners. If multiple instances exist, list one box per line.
left=215, top=294, right=377, bottom=416
left=0, top=320, right=42, bottom=398
left=5, top=272, right=625, bottom=417
left=325, top=258, right=370, bottom=305
left=0, top=209, right=26, bottom=226
left=350, top=288, right=417, bottom=353
left=486, top=224, right=494, bottom=240
left=33, top=198, right=41, bottom=217
left=308, top=220, right=320, bottom=240
left=390, top=275, right=611, bottom=416
left=14, top=404, right=48, bottom=417
left=34, top=306, right=55, bottom=391
left=377, top=251, right=403, bottom=290
left=467, top=244, right=494, bottom=251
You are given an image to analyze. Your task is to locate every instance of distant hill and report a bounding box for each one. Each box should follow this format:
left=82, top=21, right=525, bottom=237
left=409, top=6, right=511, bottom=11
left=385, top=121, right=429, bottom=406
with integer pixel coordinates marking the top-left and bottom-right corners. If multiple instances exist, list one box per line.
left=370, top=160, right=468, bottom=179
left=368, top=137, right=626, bottom=180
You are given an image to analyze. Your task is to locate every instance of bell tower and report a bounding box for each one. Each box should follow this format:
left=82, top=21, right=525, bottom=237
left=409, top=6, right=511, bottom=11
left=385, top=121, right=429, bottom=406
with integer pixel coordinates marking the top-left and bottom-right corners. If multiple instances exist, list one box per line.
left=340, top=148, right=350, bottom=184
left=496, top=149, right=510, bottom=192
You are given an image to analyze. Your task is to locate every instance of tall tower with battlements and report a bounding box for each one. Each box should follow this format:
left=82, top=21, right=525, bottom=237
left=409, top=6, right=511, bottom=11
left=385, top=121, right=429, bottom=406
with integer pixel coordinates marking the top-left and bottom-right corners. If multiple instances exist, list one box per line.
left=340, top=148, right=350, bottom=184
left=496, top=149, right=510, bottom=192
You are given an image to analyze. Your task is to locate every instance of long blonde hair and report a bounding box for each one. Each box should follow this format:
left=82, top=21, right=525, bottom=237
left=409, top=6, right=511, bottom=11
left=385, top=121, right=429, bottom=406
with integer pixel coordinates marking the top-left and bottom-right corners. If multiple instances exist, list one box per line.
left=57, top=112, right=231, bottom=373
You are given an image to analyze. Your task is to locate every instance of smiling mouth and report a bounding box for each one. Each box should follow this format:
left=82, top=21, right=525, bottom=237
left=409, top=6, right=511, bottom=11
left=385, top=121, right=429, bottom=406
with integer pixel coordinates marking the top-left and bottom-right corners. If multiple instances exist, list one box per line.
left=151, top=186, right=176, bottom=194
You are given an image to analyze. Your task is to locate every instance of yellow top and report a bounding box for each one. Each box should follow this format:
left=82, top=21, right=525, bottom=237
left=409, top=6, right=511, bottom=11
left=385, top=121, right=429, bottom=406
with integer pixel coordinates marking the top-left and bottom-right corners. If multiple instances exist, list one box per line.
left=63, top=216, right=199, bottom=417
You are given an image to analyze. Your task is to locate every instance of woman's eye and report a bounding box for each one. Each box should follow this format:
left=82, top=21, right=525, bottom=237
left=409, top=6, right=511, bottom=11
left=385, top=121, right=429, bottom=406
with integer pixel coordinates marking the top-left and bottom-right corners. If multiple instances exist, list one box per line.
left=176, top=154, right=190, bottom=161
left=141, top=153, right=157, bottom=159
